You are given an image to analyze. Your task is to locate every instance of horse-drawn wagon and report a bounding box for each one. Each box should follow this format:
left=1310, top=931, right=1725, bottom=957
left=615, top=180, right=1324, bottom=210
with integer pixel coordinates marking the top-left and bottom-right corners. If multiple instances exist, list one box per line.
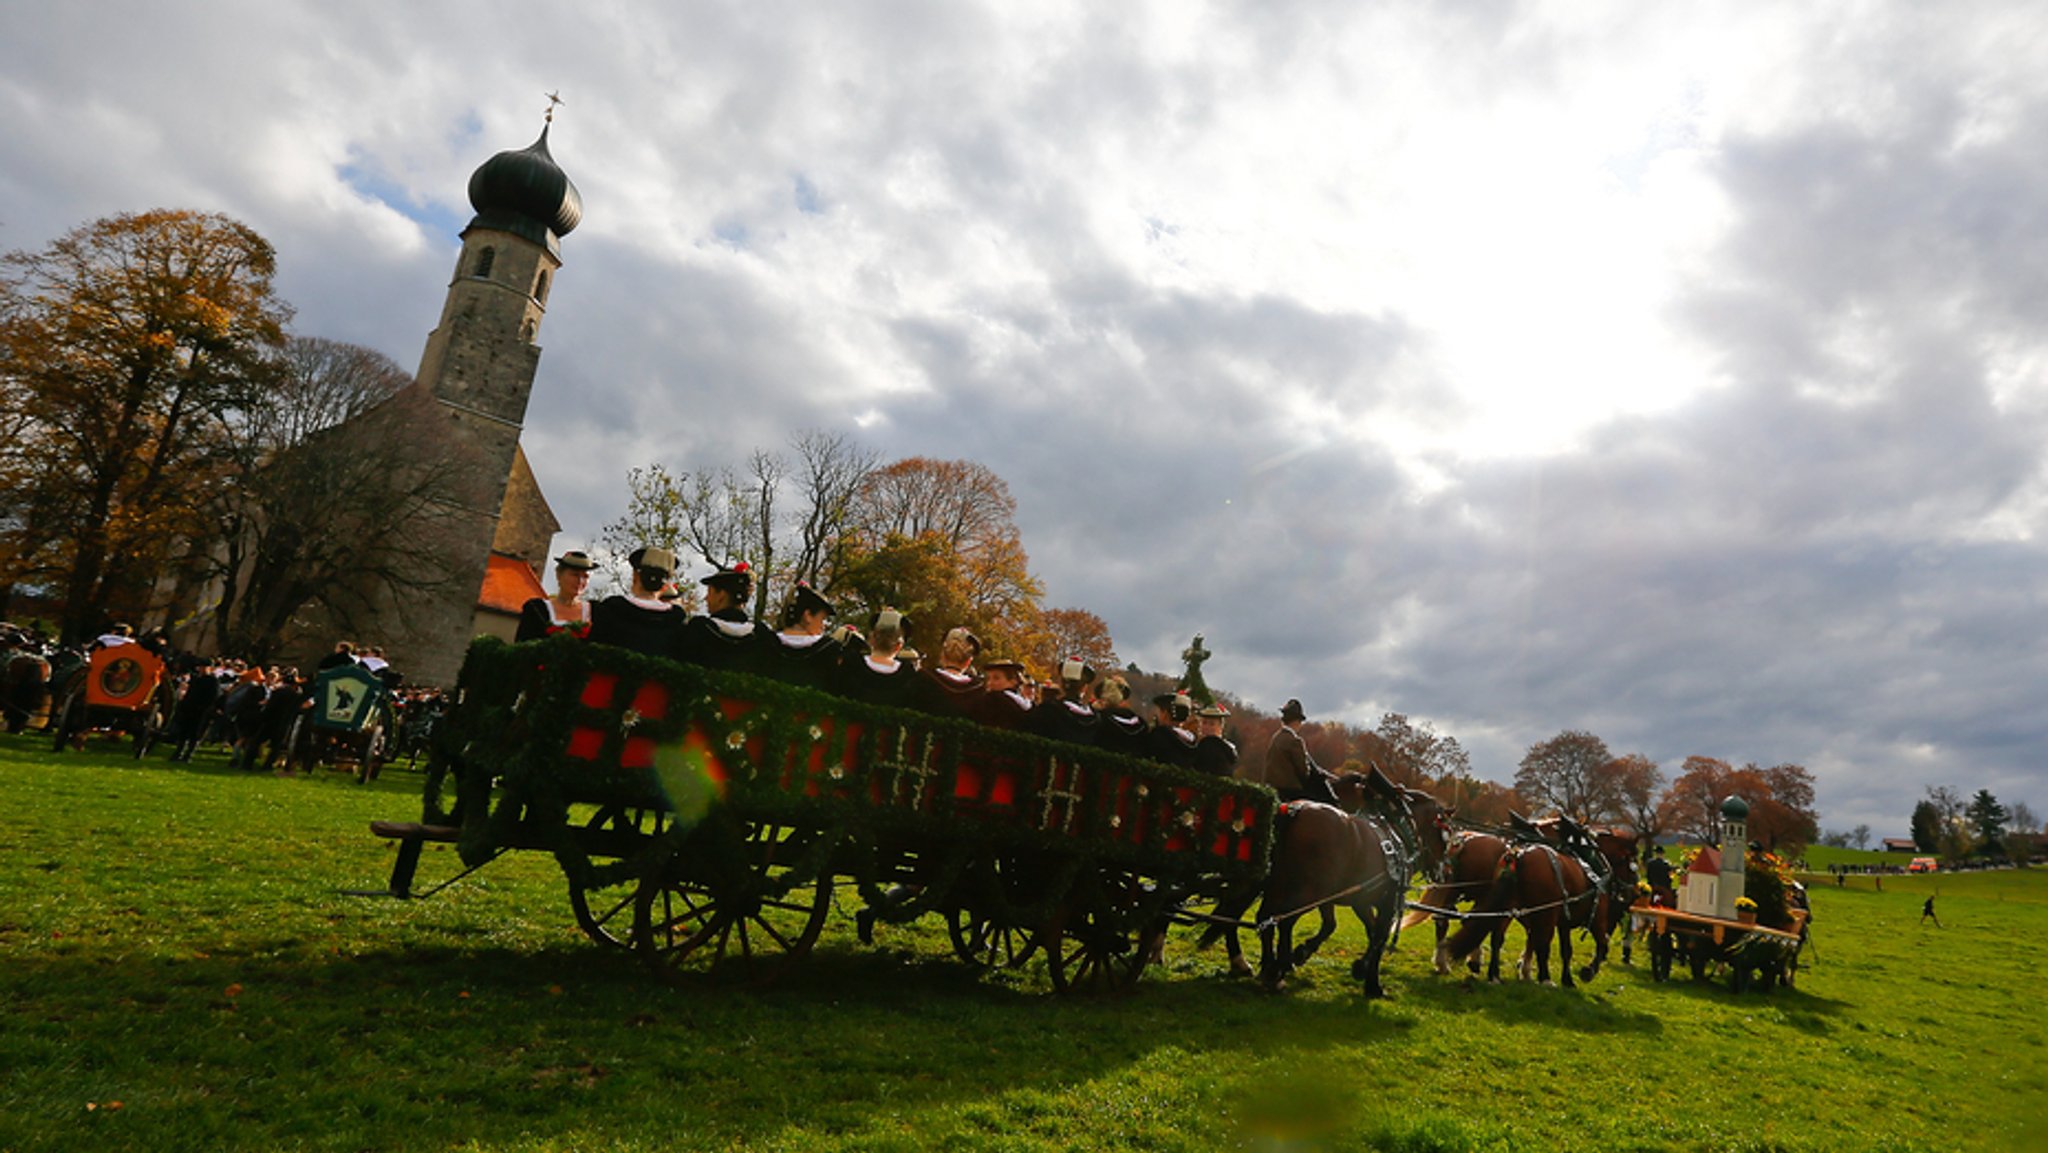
left=47, top=643, right=176, bottom=757
left=1632, top=797, right=1810, bottom=993
left=372, top=635, right=1278, bottom=992
left=287, top=662, right=396, bottom=783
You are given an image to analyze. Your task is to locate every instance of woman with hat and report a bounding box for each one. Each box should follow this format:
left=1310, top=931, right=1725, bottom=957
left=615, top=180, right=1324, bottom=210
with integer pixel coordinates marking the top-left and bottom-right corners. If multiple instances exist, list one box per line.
left=587, top=547, right=685, bottom=657
left=1144, top=690, right=1199, bottom=768
left=516, top=550, right=597, bottom=641
left=675, top=561, right=760, bottom=668
left=756, top=580, right=842, bottom=688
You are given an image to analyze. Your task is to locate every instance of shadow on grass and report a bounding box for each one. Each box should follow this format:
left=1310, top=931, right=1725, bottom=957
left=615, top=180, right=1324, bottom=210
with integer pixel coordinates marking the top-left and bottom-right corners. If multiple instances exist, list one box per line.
left=3, top=924, right=1419, bottom=1152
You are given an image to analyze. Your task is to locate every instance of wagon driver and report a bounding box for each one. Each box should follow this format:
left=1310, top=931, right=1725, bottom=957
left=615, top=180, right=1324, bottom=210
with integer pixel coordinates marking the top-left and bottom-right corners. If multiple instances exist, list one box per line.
left=1260, top=698, right=1338, bottom=805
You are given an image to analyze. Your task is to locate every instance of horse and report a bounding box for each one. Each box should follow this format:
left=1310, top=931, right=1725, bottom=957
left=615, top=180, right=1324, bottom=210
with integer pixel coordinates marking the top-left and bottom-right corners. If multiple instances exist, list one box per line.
left=1201, top=769, right=1414, bottom=975
left=1234, top=772, right=1448, bottom=997
left=1401, top=829, right=1510, bottom=976
left=1, top=640, right=54, bottom=733
left=1437, top=822, right=1633, bottom=987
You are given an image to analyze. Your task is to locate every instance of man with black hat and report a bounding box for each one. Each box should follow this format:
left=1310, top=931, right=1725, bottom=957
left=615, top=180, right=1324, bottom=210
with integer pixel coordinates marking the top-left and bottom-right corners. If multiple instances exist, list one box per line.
left=758, top=580, right=842, bottom=688
left=1260, top=698, right=1338, bottom=804
left=587, top=547, right=685, bottom=657
left=675, top=561, right=760, bottom=669
left=1193, top=704, right=1238, bottom=777
left=517, top=550, right=597, bottom=641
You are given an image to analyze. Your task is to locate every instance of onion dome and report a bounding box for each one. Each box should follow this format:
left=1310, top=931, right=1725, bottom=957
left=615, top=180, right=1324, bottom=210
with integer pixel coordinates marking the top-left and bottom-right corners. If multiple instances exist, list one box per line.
left=1720, top=795, right=1750, bottom=820
left=465, top=124, right=582, bottom=252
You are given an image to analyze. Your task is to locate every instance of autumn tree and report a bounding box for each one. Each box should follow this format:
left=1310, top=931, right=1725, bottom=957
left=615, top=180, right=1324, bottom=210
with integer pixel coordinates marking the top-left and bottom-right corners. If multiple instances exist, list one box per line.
left=1514, top=730, right=1619, bottom=823
left=1, top=210, right=291, bottom=640
left=1609, top=753, right=1666, bottom=843
left=1373, top=712, right=1473, bottom=789
left=836, top=457, right=1045, bottom=662
left=1657, top=756, right=1817, bottom=852
left=1033, top=607, right=1119, bottom=676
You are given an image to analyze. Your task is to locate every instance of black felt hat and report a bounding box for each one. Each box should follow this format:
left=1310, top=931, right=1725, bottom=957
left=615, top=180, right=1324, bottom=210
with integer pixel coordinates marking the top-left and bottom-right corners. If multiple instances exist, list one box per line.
left=1280, top=698, right=1306, bottom=723
left=700, top=560, right=753, bottom=596
left=786, top=581, right=834, bottom=618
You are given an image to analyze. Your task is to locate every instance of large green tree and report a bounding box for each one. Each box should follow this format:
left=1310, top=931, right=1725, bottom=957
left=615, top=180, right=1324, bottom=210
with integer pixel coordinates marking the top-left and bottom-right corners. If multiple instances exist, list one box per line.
left=0, top=210, right=290, bottom=641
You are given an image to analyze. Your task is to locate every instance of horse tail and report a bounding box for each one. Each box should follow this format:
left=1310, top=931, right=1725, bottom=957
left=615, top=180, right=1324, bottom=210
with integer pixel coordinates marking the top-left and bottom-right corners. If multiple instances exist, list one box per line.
left=1441, top=864, right=1519, bottom=961
left=1400, top=883, right=1450, bottom=931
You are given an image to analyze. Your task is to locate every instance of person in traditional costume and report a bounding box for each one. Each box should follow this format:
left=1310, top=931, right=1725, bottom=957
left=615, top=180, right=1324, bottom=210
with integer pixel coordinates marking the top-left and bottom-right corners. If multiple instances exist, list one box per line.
left=923, top=626, right=985, bottom=716
left=1030, top=656, right=1100, bottom=746
left=516, top=550, right=596, bottom=641
left=757, top=581, right=842, bottom=688
left=1192, top=703, right=1238, bottom=777
left=974, top=658, right=1034, bottom=729
left=675, top=561, right=760, bottom=669
left=1091, top=673, right=1148, bottom=757
left=586, top=547, right=686, bottom=657
left=1144, top=690, right=1199, bottom=769
left=1258, top=698, right=1338, bottom=804
left=836, top=609, right=924, bottom=709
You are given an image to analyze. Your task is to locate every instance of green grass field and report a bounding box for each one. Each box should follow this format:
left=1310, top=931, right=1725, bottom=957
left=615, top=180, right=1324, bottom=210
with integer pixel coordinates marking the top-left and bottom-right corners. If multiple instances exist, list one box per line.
left=3, top=732, right=2044, bottom=1152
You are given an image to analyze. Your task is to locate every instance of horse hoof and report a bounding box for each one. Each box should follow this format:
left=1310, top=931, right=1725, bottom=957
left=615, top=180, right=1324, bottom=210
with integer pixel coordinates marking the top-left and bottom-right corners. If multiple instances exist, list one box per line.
left=1350, top=958, right=1369, bottom=980
left=1228, top=957, right=1253, bottom=979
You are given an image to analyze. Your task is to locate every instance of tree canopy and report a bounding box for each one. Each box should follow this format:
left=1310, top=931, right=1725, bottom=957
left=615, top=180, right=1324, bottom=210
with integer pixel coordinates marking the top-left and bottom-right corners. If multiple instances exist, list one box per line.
left=1, top=209, right=291, bottom=641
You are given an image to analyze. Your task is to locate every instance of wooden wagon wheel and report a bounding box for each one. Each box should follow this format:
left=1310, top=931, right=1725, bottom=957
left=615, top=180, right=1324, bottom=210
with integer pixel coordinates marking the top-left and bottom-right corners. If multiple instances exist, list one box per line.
left=48, top=684, right=82, bottom=753
left=633, top=820, right=833, bottom=983
left=945, top=854, right=1043, bottom=970
left=947, top=908, right=1038, bottom=970
left=131, top=680, right=174, bottom=759
left=1044, top=871, right=1164, bottom=996
left=566, top=804, right=665, bottom=950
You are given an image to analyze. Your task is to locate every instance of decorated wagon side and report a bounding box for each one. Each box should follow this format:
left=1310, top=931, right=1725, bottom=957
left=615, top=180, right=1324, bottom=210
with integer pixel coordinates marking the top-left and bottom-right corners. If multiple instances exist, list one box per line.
left=287, top=662, right=396, bottom=783
left=376, top=635, right=1277, bottom=992
left=48, top=643, right=176, bottom=757
left=1632, top=796, right=1810, bottom=993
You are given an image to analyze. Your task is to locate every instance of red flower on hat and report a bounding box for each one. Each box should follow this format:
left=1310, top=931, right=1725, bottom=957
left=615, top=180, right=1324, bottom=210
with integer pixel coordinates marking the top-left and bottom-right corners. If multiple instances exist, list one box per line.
left=732, top=561, right=750, bottom=574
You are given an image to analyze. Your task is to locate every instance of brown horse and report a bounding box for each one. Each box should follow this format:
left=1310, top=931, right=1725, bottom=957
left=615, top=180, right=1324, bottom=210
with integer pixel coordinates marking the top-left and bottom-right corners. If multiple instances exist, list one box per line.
left=1438, top=824, right=1641, bottom=987
left=1248, top=776, right=1449, bottom=997
left=1402, top=830, right=1510, bottom=976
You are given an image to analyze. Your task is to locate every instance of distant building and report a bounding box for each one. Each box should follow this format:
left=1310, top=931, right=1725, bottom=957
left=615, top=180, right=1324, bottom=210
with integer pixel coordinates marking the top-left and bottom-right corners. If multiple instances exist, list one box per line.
left=1881, top=837, right=1918, bottom=853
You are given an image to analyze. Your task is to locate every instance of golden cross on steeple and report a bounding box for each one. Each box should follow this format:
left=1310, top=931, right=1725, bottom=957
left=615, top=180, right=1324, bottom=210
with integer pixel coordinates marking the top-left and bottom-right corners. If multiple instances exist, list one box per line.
left=543, top=90, right=564, bottom=124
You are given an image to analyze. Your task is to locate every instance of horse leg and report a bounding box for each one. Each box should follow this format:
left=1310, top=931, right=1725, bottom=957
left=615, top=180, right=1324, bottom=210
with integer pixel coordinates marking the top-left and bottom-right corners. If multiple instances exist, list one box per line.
left=1351, top=900, right=1392, bottom=998
left=1527, top=915, right=1555, bottom=985
left=1432, top=916, right=1452, bottom=975
left=1207, top=890, right=1256, bottom=978
left=1292, top=906, right=1336, bottom=967
left=1260, top=916, right=1295, bottom=991
left=1486, top=921, right=1506, bottom=983
left=1558, top=918, right=1577, bottom=988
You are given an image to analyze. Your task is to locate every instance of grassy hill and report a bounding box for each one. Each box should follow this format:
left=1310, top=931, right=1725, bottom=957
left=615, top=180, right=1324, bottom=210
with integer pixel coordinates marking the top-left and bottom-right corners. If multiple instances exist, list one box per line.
left=3, top=732, right=2043, bottom=1152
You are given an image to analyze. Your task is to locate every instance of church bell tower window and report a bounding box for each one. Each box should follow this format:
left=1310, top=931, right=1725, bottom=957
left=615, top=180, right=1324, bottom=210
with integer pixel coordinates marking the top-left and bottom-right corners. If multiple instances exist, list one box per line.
left=533, top=269, right=550, bottom=304
left=473, top=246, right=496, bottom=280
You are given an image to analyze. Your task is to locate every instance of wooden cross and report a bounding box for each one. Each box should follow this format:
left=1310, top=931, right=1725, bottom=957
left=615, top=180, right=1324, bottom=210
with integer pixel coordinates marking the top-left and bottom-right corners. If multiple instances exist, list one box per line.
left=543, top=90, right=565, bottom=124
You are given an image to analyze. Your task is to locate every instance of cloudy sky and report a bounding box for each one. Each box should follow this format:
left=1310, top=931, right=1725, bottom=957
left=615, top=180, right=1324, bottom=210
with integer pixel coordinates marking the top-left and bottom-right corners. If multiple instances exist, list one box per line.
left=7, top=1, right=2045, bottom=834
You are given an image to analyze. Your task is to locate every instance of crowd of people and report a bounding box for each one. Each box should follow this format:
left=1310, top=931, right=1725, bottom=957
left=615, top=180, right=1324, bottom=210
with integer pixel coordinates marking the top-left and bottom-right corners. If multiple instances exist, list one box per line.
left=521, top=546, right=1340, bottom=800
left=2, top=620, right=444, bottom=777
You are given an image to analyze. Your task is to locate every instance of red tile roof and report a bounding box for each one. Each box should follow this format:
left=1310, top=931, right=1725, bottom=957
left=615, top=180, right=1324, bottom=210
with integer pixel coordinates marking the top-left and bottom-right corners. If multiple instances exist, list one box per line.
left=1687, top=846, right=1722, bottom=876
left=478, top=553, right=545, bottom=616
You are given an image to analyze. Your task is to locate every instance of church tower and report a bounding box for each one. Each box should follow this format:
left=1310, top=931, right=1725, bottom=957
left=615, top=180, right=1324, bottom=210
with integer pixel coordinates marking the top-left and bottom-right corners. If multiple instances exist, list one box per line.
left=405, top=113, right=582, bottom=686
